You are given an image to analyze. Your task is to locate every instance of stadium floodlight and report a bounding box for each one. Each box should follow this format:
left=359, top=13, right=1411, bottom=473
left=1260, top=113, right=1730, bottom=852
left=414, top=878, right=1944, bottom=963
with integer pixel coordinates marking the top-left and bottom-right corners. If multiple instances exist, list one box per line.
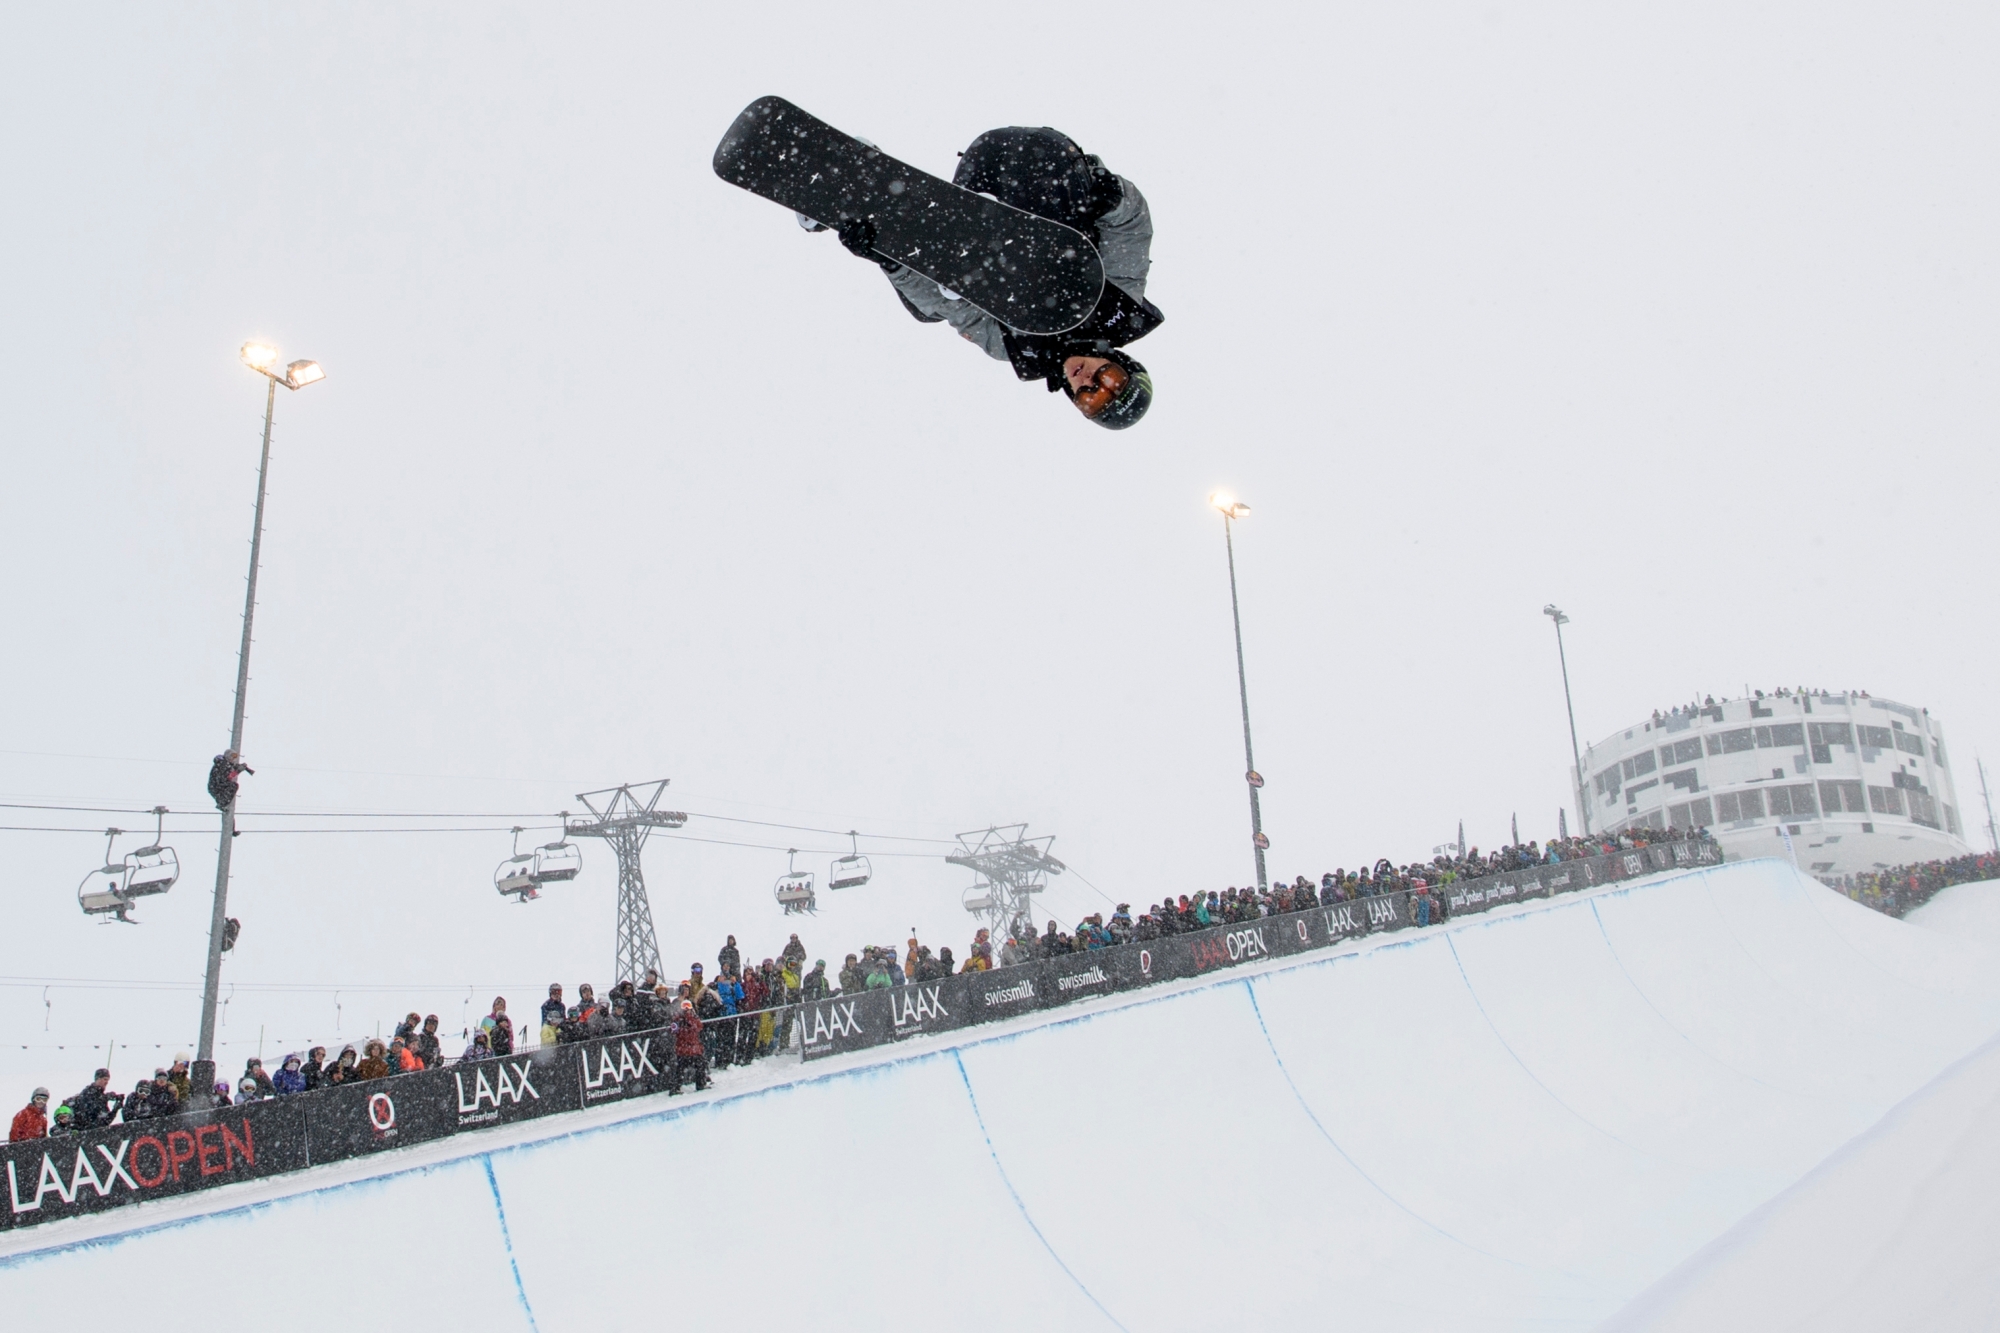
left=194, top=339, right=328, bottom=1109
left=1212, top=492, right=1267, bottom=889
left=1543, top=605, right=1588, bottom=836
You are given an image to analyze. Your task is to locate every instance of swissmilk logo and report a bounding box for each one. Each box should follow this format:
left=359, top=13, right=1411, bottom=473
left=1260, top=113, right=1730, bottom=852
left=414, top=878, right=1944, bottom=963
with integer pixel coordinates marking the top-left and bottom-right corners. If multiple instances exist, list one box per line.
left=983, top=978, right=1036, bottom=1006
left=1055, top=965, right=1109, bottom=992
left=583, top=1038, right=660, bottom=1091
left=454, top=1058, right=540, bottom=1115
left=890, top=984, right=950, bottom=1028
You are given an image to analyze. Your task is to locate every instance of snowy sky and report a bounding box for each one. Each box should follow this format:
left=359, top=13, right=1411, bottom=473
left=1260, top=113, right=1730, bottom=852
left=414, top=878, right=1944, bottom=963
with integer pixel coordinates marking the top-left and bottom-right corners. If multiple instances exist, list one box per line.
left=2, top=3, right=1996, bottom=1097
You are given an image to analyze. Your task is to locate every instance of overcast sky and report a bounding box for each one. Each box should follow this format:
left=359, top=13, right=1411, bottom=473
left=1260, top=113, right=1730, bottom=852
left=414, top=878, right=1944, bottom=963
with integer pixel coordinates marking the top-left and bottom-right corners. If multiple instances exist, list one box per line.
left=3, top=3, right=1995, bottom=1097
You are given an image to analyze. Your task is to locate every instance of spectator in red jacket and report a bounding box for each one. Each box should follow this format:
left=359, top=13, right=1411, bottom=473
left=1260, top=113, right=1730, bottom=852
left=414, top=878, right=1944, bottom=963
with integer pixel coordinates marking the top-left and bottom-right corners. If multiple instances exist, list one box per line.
left=666, top=1000, right=710, bottom=1095
left=10, top=1088, right=50, bottom=1141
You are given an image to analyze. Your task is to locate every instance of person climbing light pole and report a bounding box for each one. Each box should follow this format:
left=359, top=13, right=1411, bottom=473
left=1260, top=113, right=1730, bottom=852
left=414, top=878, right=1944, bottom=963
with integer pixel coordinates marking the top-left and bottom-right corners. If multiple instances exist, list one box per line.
left=1212, top=493, right=1268, bottom=891
left=192, top=342, right=325, bottom=1108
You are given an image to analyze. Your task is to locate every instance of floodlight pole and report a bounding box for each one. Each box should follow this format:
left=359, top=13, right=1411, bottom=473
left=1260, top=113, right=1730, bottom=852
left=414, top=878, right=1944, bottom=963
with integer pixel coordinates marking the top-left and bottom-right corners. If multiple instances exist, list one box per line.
left=1219, top=505, right=1268, bottom=890
left=1544, top=605, right=1589, bottom=836
left=193, top=349, right=323, bottom=1108
left=193, top=374, right=277, bottom=1106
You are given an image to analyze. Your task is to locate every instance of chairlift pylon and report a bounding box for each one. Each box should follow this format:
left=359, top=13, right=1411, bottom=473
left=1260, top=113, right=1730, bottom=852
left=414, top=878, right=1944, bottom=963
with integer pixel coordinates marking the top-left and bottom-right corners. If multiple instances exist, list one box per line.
left=829, top=829, right=871, bottom=890
left=775, top=847, right=817, bottom=915
left=78, top=808, right=178, bottom=923
left=494, top=826, right=539, bottom=902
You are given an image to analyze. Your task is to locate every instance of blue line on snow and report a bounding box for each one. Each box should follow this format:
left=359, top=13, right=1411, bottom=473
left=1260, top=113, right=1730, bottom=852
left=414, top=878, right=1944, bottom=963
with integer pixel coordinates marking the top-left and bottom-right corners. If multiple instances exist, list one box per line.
left=1240, top=978, right=1569, bottom=1277
left=483, top=1156, right=541, bottom=1333
left=1443, top=934, right=1660, bottom=1163
left=952, top=1050, right=1129, bottom=1331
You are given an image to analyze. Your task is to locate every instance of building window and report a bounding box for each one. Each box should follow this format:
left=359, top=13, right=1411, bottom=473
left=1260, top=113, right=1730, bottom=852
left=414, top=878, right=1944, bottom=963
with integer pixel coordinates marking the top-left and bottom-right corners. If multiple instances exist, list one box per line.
left=1894, top=732, right=1926, bottom=757
left=1908, top=791, right=1941, bottom=829
left=1818, top=779, right=1865, bottom=814
left=1858, top=725, right=1894, bottom=750
left=1690, top=797, right=1713, bottom=826
left=1715, top=728, right=1756, bottom=755
left=1717, top=790, right=1766, bottom=821
left=1868, top=785, right=1906, bottom=816
left=1809, top=722, right=1853, bottom=748
left=1947, top=805, right=1961, bottom=836
left=1663, top=768, right=1700, bottom=794
left=1768, top=784, right=1818, bottom=818
left=1659, top=738, right=1702, bottom=766
left=1595, top=768, right=1621, bottom=801
left=1755, top=723, right=1805, bottom=748
left=1621, top=752, right=1657, bottom=780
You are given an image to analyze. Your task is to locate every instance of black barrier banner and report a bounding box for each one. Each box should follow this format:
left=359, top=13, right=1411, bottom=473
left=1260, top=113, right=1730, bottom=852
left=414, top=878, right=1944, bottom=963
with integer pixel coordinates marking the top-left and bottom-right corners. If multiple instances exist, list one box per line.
left=306, top=1068, right=457, bottom=1161
left=1319, top=899, right=1371, bottom=942
left=1, top=1099, right=307, bottom=1232
left=887, top=977, right=971, bottom=1043
left=964, top=960, right=1049, bottom=1023
left=449, top=1047, right=581, bottom=1131
left=1042, top=951, right=1122, bottom=1009
left=1104, top=939, right=1182, bottom=988
left=306, top=1047, right=580, bottom=1161
left=798, top=992, right=887, bottom=1061
left=576, top=1029, right=674, bottom=1106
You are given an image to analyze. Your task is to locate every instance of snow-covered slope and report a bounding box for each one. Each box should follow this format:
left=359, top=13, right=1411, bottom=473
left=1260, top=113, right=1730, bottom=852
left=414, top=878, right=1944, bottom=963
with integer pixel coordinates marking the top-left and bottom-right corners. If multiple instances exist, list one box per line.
left=1903, top=877, right=2000, bottom=949
left=1599, top=1028, right=2000, bottom=1332
left=4, top=858, right=1996, bottom=1332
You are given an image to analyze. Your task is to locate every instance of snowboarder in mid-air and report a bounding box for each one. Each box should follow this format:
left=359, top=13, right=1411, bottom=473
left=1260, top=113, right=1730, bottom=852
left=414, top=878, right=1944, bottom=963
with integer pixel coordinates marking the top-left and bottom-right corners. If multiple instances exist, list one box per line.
left=714, top=101, right=1162, bottom=429
left=821, top=128, right=1160, bottom=429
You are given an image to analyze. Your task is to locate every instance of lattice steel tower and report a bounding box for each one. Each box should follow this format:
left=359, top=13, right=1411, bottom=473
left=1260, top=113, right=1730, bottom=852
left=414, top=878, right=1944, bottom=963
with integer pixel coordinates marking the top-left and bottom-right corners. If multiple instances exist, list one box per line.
left=566, top=780, right=686, bottom=984
left=948, top=824, right=1066, bottom=939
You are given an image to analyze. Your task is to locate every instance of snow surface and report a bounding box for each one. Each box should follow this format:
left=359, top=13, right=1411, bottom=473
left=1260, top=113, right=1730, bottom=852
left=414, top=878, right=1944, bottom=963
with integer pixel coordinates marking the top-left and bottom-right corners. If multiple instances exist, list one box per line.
left=1601, top=1030, right=2000, bottom=1331
left=4, top=858, right=1997, bottom=1331
left=1903, top=877, right=2000, bottom=949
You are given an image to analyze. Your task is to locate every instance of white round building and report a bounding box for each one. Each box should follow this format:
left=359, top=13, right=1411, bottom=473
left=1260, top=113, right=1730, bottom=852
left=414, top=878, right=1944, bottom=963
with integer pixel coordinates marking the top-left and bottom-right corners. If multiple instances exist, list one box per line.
left=1576, top=691, right=1971, bottom=877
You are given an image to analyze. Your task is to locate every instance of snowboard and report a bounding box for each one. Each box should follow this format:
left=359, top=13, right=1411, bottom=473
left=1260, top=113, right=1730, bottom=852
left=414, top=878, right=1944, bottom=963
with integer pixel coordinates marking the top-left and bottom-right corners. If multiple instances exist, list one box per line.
left=713, top=96, right=1105, bottom=337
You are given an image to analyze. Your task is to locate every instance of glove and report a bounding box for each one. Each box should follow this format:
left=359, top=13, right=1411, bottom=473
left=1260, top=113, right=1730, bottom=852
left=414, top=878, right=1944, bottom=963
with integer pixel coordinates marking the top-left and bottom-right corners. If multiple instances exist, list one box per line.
left=836, top=215, right=902, bottom=274
left=1084, top=156, right=1123, bottom=220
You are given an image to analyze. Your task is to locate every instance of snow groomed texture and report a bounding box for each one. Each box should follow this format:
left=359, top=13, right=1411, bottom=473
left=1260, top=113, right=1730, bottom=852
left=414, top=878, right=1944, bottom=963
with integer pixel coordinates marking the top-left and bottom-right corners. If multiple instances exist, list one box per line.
left=4, top=856, right=1996, bottom=1332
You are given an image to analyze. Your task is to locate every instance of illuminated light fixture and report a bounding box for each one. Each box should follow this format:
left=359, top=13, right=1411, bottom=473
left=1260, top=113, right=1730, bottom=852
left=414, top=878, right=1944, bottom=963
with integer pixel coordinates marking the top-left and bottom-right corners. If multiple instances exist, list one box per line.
left=1209, top=492, right=1250, bottom=520
left=283, top=359, right=325, bottom=389
left=239, top=342, right=280, bottom=371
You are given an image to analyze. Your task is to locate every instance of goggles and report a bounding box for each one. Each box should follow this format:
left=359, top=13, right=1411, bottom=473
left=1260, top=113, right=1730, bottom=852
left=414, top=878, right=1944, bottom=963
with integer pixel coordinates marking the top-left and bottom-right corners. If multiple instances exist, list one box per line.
left=1072, top=361, right=1130, bottom=419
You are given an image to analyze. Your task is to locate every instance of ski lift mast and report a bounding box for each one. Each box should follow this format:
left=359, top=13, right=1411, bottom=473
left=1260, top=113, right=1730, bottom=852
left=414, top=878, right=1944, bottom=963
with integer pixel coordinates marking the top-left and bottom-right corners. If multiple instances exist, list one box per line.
left=947, top=824, right=1065, bottom=938
left=564, top=780, right=687, bottom=984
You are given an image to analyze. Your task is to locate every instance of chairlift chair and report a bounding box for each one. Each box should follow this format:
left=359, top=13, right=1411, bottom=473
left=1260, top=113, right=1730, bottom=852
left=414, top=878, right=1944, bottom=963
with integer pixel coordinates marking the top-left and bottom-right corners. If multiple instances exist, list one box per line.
left=829, top=830, right=871, bottom=890
left=121, top=808, right=178, bottom=901
left=775, top=848, right=817, bottom=915
left=494, top=827, right=540, bottom=903
left=531, top=838, right=582, bottom=885
left=78, top=810, right=177, bottom=923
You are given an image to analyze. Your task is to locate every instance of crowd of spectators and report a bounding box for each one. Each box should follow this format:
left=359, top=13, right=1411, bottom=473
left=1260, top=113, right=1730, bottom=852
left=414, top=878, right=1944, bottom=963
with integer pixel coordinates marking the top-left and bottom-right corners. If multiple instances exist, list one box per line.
left=9, top=825, right=1718, bottom=1140
left=1819, top=852, right=2000, bottom=918
left=1646, top=686, right=1874, bottom=726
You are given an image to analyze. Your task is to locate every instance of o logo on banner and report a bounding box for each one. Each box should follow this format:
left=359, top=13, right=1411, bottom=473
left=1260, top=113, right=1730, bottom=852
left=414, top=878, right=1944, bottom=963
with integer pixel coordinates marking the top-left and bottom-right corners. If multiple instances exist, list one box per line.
left=1296, top=920, right=1309, bottom=942
left=368, top=1093, right=396, bottom=1132
left=1139, top=949, right=1152, bottom=976
left=130, top=1135, right=170, bottom=1188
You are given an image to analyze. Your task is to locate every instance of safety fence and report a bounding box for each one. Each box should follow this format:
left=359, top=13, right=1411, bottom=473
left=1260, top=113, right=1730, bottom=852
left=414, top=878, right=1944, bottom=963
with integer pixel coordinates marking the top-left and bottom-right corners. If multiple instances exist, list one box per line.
left=2, top=837, right=1721, bottom=1235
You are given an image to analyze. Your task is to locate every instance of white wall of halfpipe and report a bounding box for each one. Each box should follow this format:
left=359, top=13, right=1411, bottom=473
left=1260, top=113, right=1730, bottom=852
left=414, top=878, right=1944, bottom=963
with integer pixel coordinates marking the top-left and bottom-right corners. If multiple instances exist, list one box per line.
left=3, top=857, right=1996, bottom=1332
